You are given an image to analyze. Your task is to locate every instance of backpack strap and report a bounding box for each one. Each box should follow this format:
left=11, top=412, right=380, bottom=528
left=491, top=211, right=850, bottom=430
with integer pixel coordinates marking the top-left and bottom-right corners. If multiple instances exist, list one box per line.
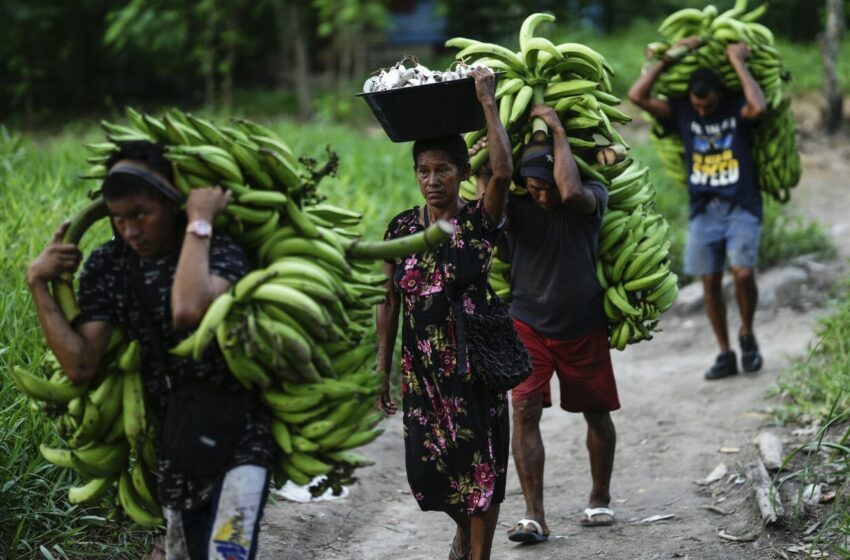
left=128, top=256, right=174, bottom=391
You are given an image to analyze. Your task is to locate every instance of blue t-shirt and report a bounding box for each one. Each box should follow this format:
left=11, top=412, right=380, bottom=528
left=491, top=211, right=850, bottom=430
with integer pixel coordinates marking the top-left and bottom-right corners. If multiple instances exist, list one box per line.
left=669, top=95, right=762, bottom=221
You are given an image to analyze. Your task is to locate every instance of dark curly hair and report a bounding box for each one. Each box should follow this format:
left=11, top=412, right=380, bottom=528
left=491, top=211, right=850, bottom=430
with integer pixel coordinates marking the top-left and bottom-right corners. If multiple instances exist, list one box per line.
left=102, top=140, right=175, bottom=202
left=412, top=135, right=470, bottom=170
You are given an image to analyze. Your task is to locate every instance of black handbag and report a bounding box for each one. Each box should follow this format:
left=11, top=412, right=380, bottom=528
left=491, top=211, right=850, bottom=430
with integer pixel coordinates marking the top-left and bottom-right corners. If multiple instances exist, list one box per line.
left=128, top=257, right=248, bottom=478
left=426, top=209, right=531, bottom=392
left=460, top=285, right=532, bottom=391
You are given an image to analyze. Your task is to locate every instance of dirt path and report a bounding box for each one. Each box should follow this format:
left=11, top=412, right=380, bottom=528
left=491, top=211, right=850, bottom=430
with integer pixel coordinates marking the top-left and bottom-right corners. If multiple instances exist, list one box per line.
left=257, top=131, right=850, bottom=560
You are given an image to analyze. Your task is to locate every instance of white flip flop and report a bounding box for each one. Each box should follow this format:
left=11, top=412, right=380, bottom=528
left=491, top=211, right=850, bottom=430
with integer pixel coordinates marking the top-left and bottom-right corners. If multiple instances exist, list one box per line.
left=581, top=507, right=615, bottom=527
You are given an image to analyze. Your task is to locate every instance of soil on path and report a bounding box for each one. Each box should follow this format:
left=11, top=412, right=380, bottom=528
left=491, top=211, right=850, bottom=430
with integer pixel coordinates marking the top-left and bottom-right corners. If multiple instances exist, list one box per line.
left=258, top=127, right=850, bottom=560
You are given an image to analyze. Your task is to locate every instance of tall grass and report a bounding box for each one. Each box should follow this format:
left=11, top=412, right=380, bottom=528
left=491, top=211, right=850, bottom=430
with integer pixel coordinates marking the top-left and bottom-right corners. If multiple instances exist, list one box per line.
left=775, top=290, right=850, bottom=425
left=773, top=288, right=850, bottom=557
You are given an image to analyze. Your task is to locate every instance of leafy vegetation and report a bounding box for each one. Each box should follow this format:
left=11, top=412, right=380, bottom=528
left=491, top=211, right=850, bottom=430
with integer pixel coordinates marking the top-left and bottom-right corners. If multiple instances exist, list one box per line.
left=2, top=0, right=847, bottom=123
left=773, top=288, right=850, bottom=557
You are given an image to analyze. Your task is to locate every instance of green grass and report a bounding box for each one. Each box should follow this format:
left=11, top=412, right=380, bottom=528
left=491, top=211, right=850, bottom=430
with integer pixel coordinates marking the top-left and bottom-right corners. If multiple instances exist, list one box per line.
left=774, top=288, right=850, bottom=426
left=771, top=285, right=850, bottom=557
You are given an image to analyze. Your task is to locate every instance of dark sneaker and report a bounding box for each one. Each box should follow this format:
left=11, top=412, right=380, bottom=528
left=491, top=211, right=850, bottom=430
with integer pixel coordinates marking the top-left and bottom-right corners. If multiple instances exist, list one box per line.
left=704, top=351, right=738, bottom=380
left=740, top=334, right=764, bottom=373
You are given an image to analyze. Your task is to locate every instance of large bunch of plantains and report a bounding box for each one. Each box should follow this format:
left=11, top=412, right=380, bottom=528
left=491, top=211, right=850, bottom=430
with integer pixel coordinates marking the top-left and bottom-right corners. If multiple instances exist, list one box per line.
left=450, top=13, right=679, bottom=350
left=11, top=108, right=452, bottom=527
left=644, top=0, right=802, bottom=202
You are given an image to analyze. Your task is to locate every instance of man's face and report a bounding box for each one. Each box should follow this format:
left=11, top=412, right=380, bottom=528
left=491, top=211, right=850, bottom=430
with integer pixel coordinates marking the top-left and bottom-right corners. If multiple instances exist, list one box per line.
left=414, top=150, right=467, bottom=208
left=526, top=177, right=560, bottom=211
left=689, top=90, right=721, bottom=118
left=107, top=193, right=180, bottom=257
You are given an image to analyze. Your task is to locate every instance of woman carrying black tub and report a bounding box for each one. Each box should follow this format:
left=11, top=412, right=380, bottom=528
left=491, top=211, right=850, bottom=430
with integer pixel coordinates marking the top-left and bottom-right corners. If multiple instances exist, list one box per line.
left=375, top=67, right=514, bottom=560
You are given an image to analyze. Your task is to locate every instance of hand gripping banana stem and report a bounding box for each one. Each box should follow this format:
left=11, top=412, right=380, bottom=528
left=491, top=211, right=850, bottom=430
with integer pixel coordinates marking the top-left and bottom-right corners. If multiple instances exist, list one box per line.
left=344, top=221, right=453, bottom=260
left=50, top=198, right=109, bottom=322
left=531, top=85, right=548, bottom=139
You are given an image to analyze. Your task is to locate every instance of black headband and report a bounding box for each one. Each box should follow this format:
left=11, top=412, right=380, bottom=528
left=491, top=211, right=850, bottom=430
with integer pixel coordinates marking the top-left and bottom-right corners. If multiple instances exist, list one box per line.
left=102, top=161, right=185, bottom=203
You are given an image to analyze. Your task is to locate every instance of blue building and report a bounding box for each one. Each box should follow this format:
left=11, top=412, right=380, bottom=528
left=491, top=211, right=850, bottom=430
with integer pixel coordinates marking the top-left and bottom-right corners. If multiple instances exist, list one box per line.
left=385, top=0, right=448, bottom=47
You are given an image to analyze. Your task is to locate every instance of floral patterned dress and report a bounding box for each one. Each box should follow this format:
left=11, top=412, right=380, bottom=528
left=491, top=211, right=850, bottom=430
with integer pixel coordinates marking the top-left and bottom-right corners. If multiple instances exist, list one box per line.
left=384, top=199, right=510, bottom=515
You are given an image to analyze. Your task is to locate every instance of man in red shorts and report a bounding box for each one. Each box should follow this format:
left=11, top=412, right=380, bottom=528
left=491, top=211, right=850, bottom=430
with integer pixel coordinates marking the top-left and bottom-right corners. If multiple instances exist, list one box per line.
left=501, top=105, right=619, bottom=543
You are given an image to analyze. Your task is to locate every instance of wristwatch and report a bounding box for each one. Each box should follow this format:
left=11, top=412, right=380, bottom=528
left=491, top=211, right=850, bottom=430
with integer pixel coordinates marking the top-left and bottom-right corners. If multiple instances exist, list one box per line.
left=186, top=219, right=213, bottom=239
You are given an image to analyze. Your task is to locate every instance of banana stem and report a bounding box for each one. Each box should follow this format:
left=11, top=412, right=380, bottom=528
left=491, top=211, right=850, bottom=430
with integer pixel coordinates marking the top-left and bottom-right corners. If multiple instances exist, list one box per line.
left=531, top=85, right=548, bottom=141
left=663, top=38, right=706, bottom=63
left=596, top=144, right=628, bottom=166
left=345, top=221, right=453, bottom=260
left=52, top=198, right=109, bottom=322
left=62, top=198, right=109, bottom=245
left=470, top=147, right=490, bottom=174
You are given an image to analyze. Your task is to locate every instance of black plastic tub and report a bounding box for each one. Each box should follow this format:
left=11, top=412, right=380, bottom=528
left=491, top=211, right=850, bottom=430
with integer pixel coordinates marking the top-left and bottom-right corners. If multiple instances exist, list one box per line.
left=357, top=73, right=504, bottom=143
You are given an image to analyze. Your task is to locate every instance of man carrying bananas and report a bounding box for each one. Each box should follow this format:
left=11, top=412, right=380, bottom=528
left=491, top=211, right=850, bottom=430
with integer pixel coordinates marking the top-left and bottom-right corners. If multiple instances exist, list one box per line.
left=478, top=104, right=620, bottom=541
left=26, top=140, right=274, bottom=559
left=629, top=39, right=766, bottom=380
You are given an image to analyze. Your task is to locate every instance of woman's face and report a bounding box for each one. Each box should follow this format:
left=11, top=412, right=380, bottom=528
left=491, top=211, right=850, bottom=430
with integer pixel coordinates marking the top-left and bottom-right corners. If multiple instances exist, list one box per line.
left=414, top=150, right=469, bottom=208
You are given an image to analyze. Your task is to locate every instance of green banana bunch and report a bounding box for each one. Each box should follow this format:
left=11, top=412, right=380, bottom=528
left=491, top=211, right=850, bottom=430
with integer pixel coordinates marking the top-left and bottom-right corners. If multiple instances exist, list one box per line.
left=644, top=1, right=801, bottom=202
left=751, top=97, right=801, bottom=202
left=450, top=14, right=678, bottom=350
left=20, top=339, right=161, bottom=524
left=595, top=181, right=680, bottom=350
left=449, top=13, right=623, bottom=172
left=17, top=107, right=457, bottom=520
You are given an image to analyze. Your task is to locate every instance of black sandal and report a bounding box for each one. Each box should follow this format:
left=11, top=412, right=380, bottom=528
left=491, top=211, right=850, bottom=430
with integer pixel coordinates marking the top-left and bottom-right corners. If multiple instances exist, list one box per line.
left=448, top=536, right=471, bottom=560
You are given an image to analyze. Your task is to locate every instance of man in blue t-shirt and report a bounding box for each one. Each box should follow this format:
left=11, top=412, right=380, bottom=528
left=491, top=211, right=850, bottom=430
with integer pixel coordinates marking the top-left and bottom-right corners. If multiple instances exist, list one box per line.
left=629, top=39, right=767, bottom=380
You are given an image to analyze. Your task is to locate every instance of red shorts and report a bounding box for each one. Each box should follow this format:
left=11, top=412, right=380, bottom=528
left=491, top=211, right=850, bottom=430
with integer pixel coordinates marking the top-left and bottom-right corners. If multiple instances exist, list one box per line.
left=512, top=319, right=620, bottom=413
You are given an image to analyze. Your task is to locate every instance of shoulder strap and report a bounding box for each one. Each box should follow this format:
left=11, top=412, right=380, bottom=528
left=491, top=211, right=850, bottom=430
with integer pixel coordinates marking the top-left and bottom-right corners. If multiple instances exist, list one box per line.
left=484, top=281, right=498, bottom=302
left=128, top=256, right=174, bottom=390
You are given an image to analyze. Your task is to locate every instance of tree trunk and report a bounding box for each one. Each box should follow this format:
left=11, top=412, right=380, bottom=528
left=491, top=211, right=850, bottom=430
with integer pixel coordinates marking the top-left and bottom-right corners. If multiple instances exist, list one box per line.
left=272, top=0, right=292, bottom=88
left=289, top=1, right=312, bottom=121
left=822, top=0, right=844, bottom=133
left=336, top=32, right=355, bottom=101
left=354, top=33, right=368, bottom=88
left=203, top=0, right=218, bottom=109
left=221, top=10, right=237, bottom=112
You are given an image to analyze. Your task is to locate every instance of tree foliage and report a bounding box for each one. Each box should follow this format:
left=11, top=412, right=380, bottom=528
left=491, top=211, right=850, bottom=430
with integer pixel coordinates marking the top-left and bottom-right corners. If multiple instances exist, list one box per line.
left=0, top=0, right=836, bottom=123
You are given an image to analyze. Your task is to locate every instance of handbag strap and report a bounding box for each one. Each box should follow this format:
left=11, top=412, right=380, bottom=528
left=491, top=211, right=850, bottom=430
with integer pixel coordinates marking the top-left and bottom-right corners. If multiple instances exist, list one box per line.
left=425, top=206, right=478, bottom=375
left=128, top=256, right=174, bottom=391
